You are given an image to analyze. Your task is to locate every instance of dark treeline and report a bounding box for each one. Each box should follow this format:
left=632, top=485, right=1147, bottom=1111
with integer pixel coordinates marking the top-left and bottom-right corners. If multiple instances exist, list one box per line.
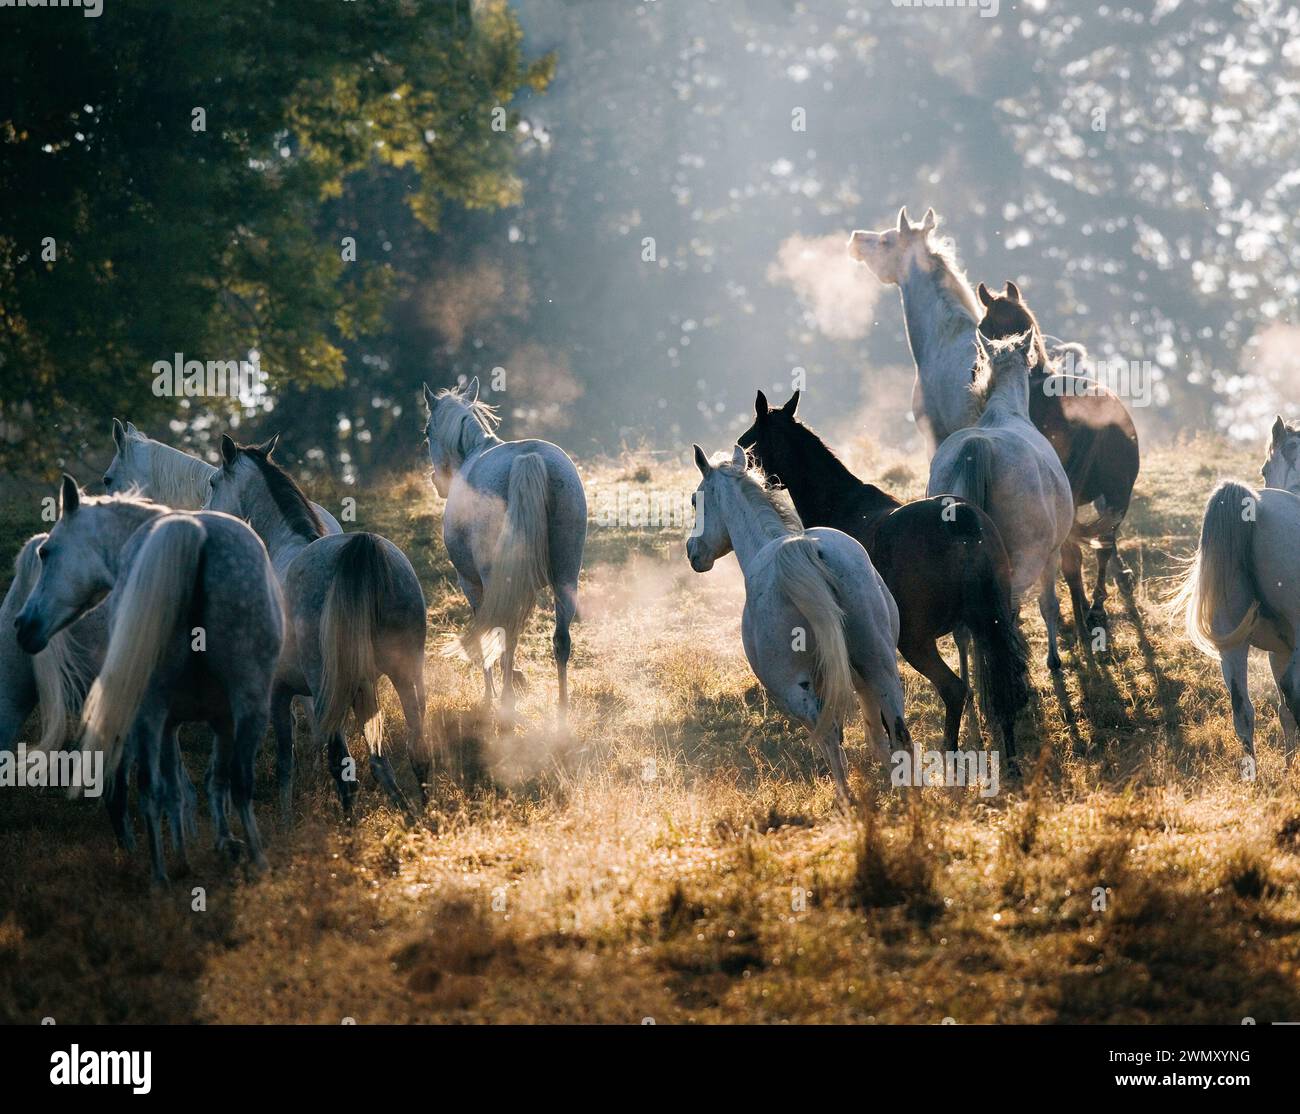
left=3, top=0, right=1296, bottom=482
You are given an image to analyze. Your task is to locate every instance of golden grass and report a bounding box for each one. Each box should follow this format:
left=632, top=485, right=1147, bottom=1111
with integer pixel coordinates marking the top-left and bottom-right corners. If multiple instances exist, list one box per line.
left=1, top=437, right=1299, bottom=1023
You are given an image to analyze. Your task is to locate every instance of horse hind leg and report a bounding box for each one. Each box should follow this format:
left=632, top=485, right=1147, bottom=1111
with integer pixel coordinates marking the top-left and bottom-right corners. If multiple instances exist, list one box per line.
left=1221, top=645, right=1255, bottom=759
left=159, top=724, right=192, bottom=876
left=1060, top=538, right=1090, bottom=649
left=1039, top=553, right=1065, bottom=672
left=133, top=722, right=170, bottom=886
left=357, top=688, right=416, bottom=820
left=207, top=723, right=242, bottom=861
left=271, top=684, right=296, bottom=827
left=394, top=669, right=431, bottom=806
left=1269, top=648, right=1300, bottom=764
left=230, top=711, right=270, bottom=873
left=1089, top=533, right=1118, bottom=623
left=104, top=754, right=135, bottom=853
left=553, top=582, right=577, bottom=726
left=901, top=637, right=965, bottom=753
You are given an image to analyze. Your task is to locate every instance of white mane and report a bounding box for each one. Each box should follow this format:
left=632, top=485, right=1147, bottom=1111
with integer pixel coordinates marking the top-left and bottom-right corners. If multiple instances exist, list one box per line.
left=130, top=432, right=216, bottom=509
left=430, top=388, right=502, bottom=466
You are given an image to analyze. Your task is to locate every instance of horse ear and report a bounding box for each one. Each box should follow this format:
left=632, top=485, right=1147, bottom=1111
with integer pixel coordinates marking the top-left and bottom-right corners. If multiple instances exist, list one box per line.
left=897, top=206, right=909, bottom=233
left=731, top=444, right=748, bottom=470
left=921, top=207, right=937, bottom=233
left=60, top=474, right=80, bottom=516
left=256, top=432, right=280, bottom=458
left=465, top=376, right=480, bottom=404
left=977, top=282, right=994, bottom=308
left=693, top=444, right=712, bottom=476
left=422, top=382, right=436, bottom=410
left=125, top=421, right=139, bottom=437
left=1272, top=415, right=1287, bottom=447
left=1005, top=280, right=1023, bottom=303
left=111, top=417, right=126, bottom=451
left=220, top=434, right=239, bottom=468
left=755, top=390, right=769, bottom=418
left=782, top=390, right=801, bottom=416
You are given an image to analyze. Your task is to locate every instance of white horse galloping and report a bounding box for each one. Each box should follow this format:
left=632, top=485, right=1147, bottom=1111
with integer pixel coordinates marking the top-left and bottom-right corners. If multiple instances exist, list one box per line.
left=423, top=378, right=587, bottom=723
left=1175, top=416, right=1300, bottom=759
left=686, top=445, right=909, bottom=805
left=928, top=333, right=1074, bottom=670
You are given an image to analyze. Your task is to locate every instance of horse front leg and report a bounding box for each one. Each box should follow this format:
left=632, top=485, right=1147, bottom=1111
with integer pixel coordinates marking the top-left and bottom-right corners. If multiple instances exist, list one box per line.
left=1269, top=648, right=1300, bottom=764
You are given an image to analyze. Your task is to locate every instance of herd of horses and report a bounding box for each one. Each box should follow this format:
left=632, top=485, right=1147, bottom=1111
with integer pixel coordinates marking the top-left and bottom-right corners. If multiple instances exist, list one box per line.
left=0, top=206, right=1294, bottom=882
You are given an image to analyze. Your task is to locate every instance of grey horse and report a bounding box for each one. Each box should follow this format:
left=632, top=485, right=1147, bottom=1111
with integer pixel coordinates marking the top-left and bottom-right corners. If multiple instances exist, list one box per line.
left=204, top=435, right=431, bottom=820
left=423, top=378, right=587, bottom=723
left=15, top=477, right=284, bottom=883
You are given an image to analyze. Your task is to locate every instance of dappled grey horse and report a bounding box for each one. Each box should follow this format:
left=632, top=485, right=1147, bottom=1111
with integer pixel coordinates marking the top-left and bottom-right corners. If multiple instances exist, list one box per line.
left=15, top=478, right=284, bottom=883
left=928, top=333, right=1074, bottom=671
left=686, top=445, right=910, bottom=806
left=205, top=435, right=430, bottom=819
left=423, top=378, right=587, bottom=723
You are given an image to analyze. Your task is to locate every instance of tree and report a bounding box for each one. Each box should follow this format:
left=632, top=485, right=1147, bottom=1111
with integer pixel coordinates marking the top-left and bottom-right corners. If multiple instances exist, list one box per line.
left=0, top=0, right=552, bottom=474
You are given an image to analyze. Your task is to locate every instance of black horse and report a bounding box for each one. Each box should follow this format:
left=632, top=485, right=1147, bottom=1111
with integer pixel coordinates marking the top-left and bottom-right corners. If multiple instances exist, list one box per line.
left=976, top=281, right=1140, bottom=634
left=738, top=390, right=1030, bottom=758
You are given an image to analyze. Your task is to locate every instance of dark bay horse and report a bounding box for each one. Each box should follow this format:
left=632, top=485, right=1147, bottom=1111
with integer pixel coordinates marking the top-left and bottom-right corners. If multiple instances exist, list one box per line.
left=738, top=391, right=1030, bottom=758
left=976, top=281, right=1140, bottom=634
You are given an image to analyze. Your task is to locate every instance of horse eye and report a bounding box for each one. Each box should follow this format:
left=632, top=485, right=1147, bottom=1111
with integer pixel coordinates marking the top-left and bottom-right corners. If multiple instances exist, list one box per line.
left=38, top=546, right=49, bottom=561
left=102, top=475, right=111, bottom=488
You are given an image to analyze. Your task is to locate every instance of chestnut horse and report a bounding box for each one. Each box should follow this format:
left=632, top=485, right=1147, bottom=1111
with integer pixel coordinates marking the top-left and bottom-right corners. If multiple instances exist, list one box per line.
left=739, top=390, right=1030, bottom=759
left=975, top=281, right=1140, bottom=635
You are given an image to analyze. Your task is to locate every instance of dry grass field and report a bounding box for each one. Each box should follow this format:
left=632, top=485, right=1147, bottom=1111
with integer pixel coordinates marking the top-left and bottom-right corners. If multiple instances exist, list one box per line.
left=2, top=436, right=1300, bottom=1024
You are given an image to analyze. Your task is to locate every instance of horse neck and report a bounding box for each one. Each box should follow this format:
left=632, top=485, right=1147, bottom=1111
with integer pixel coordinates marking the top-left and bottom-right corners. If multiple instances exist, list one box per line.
left=980, top=366, right=1031, bottom=423
left=717, top=477, right=794, bottom=574
left=899, top=258, right=980, bottom=438
left=776, top=433, right=895, bottom=527
left=145, top=440, right=216, bottom=509
left=98, top=502, right=166, bottom=580
left=243, top=479, right=315, bottom=568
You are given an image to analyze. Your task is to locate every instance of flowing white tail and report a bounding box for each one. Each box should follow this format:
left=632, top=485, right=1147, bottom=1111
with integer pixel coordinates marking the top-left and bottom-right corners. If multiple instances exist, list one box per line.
left=317, top=533, right=391, bottom=753
left=773, top=536, right=856, bottom=752
left=79, top=515, right=206, bottom=785
left=448, top=452, right=550, bottom=670
left=1176, top=480, right=1260, bottom=656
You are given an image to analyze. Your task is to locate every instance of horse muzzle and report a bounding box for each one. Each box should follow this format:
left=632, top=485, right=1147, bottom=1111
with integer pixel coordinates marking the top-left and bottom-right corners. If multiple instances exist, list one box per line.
left=14, top=613, right=49, bottom=655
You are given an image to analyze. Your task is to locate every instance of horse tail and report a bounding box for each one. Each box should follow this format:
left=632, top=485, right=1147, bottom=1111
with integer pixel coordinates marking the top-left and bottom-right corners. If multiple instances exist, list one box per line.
left=317, top=533, right=392, bottom=754
left=951, top=504, right=1031, bottom=745
left=79, top=515, right=206, bottom=786
left=949, top=436, right=994, bottom=515
left=452, top=452, right=550, bottom=670
left=1175, top=480, right=1260, bottom=657
left=773, top=537, right=857, bottom=757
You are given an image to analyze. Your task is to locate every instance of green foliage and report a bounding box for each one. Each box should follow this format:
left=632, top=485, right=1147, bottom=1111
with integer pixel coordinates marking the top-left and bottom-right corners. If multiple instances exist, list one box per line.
left=0, top=0, right=551, bottom=474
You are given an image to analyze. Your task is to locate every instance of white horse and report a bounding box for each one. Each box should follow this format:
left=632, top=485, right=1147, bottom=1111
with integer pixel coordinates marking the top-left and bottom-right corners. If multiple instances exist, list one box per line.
left=104, top=418, right=342, bottom=532
left=205, top=435, right=430, bottom=820
left=928, top=333, right=1074, bottom=670
left=15, top=478, right=284, bottom=882
left=848, top=207, right=983, bottom=449
left=686, top=444, right=909, bottom=805
left=1175, top=416, right=1300, bottom=759
left=423, top=378, right=587, bottom=723
left=0, top=535, right=103, bottom=753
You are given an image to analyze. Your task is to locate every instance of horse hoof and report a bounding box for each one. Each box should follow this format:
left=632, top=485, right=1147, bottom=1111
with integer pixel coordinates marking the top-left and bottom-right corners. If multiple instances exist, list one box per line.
left=221, top=838, right=246, bottom=864
left=1046, top=652, right=1062, bottom=672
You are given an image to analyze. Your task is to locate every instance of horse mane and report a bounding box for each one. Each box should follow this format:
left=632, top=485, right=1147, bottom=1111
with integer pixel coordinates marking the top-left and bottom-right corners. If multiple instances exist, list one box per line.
left=919, top=234, right=983, bottom=324
left=971, top=332, right=1033, bottom=412
left=712, top=454, right=802, bottom=536
left=131, top=431, right=217, bottom=509
left=430, top=387, right=502, bottom=465
left=240, top=446, right=325, bottom=540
